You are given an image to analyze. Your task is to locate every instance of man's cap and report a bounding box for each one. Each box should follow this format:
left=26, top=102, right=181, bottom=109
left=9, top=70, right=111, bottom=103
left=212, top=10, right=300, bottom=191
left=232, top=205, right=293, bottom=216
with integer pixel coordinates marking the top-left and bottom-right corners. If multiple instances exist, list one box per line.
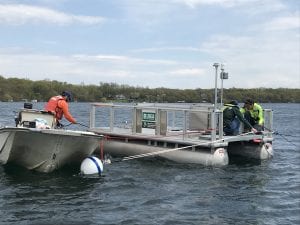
left=229, top=100, right=238, bottom=106
left=61, top=91, right=73, bottom=102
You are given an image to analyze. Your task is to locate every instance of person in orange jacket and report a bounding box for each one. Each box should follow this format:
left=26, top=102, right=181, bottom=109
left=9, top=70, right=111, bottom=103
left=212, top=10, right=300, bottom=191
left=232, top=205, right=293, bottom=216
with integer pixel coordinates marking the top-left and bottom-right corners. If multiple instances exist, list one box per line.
left=44, top=91, right=77, bottom=127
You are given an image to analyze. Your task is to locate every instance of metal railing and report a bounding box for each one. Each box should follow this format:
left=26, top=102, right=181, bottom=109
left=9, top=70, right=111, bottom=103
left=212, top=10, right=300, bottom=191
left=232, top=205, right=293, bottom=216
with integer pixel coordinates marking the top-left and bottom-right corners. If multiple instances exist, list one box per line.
left=89, top=103, right=224, bottom=141
left=89, top=103, right=273, bottom=141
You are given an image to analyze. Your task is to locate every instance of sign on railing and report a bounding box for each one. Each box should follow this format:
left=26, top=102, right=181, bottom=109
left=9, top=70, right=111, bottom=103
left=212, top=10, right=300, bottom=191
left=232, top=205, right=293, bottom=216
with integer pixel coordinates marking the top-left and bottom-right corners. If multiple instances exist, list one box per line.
left=142, top=112, right=156, bottom=129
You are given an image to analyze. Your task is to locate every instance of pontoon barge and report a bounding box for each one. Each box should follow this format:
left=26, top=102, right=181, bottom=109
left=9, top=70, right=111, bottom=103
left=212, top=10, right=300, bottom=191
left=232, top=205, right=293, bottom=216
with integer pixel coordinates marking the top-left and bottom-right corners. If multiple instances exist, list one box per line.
left=88, top=103, right=273, bottom=166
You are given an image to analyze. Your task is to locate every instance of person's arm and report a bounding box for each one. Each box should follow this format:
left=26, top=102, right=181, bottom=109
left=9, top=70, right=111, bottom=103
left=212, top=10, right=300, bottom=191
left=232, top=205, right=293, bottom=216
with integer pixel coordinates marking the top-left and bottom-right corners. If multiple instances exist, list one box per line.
left=57, top=100, right=76, bottom=124
left=235, top=108, right=257, bottom=133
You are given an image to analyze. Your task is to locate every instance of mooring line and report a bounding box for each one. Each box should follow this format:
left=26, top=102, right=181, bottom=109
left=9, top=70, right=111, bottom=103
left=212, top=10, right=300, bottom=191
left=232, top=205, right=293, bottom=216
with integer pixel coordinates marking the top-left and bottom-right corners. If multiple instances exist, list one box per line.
left=275, top=133, right=298, bottom=147
left=263, top=126, right=298, bottom=147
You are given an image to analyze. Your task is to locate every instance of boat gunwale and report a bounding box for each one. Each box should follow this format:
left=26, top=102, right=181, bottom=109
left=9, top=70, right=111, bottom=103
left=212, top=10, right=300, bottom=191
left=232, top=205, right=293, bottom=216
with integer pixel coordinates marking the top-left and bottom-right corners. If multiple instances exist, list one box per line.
left=1, top=126, right=103, bottom=139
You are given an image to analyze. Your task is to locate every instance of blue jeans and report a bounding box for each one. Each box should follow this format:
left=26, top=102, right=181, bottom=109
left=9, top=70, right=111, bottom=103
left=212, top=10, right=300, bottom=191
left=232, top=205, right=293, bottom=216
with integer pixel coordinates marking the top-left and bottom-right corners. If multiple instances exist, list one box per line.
left=224, top=118, right=240, bottom=135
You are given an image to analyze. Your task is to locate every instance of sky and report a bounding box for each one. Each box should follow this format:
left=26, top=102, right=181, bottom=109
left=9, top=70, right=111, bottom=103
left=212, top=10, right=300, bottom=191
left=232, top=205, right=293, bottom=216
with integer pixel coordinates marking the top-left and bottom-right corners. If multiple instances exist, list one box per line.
left=0, top=0, right=299, bottom=89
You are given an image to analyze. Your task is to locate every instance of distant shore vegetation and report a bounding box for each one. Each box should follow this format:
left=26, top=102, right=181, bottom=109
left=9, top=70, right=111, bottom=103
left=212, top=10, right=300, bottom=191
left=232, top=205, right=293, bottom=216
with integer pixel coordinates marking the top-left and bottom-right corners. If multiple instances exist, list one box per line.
left=0, top=76, right=299, bottom=103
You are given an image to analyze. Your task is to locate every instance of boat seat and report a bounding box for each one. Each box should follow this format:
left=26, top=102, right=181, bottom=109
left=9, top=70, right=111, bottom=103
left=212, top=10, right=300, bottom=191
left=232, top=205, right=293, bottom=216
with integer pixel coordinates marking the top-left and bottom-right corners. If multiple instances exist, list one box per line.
left=17, top=109, right=56, bottom=129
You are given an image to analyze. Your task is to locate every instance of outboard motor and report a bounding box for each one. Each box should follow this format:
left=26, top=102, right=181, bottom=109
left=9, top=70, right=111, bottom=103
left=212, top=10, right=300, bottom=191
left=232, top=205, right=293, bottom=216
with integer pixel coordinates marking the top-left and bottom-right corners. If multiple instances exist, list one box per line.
left=14, top=114, right=20, bottom=127
left=24, top=102, right=33, bottom=109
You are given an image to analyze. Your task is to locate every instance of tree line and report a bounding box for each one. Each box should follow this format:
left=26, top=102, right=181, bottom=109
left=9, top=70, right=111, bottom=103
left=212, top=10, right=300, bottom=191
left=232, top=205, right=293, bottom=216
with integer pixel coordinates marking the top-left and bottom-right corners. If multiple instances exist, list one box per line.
left=0, top=75, right=299, bottom=103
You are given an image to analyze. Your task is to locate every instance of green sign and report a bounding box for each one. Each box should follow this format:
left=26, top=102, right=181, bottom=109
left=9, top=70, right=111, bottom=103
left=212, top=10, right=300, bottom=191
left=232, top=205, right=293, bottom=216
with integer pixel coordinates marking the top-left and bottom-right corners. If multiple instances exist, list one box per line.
left=142, top=112, right=155, bottom=121
left=142, top=112, right=156, bottom=128
left=142, top=121, right=156, bottom=128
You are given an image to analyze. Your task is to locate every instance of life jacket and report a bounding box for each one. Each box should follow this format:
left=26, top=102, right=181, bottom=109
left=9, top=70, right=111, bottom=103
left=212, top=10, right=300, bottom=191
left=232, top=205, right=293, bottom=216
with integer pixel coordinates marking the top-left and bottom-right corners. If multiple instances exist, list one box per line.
left=223, top=103, right=237, bottom=113
left=240, top=103, right=264, bottom=125
left=240, top=107, right=246, bottom=114
left=249, top=103, right=264, bottom=124
left=222, top=103, right=238, bottom=126
left=44, top=95, right=65, bottom=120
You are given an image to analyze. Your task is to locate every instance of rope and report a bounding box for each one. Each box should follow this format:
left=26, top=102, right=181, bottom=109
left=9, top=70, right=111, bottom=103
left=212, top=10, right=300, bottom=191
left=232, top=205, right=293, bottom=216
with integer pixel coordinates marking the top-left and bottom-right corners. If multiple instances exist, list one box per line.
left=274, top=132, right=299, bottom=138
left=77, top=122, right=89, bottom=128
left=264, top=126, right=298, bottom=147
left=100, top=139, right=104, bottom=160
left=63, top=123, right=72, bottom=127
left=275, top=133, right=298, bottom=147
left=57, top=122, right=89, bottom=128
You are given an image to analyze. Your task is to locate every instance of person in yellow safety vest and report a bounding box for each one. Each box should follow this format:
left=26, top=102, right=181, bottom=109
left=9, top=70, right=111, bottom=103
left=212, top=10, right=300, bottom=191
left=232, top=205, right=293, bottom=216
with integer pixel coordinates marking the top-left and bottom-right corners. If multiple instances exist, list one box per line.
left=240, top=98, right=264, bottom=131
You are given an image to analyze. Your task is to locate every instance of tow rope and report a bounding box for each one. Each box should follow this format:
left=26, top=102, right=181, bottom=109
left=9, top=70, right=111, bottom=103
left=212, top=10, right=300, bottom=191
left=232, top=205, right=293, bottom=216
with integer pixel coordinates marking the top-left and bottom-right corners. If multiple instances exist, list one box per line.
left=264, top=126, right=297, bottom=147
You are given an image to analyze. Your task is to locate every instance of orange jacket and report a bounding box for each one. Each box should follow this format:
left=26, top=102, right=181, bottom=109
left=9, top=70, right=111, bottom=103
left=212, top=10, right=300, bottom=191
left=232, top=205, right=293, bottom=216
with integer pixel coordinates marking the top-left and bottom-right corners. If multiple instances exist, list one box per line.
left=45, top=95, right=76, bottom=123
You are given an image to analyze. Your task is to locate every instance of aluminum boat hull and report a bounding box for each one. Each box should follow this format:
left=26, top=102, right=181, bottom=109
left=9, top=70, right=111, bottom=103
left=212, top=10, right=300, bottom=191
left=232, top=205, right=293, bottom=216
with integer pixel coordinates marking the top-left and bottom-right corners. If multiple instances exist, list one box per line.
left=0, top=127, right=102, bottom=173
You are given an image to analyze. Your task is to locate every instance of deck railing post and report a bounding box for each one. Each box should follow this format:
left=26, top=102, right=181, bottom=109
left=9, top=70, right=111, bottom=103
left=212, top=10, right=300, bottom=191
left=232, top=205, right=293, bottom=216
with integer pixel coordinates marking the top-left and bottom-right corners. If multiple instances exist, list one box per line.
left=155, top=108, right=160, bottom=135
left=159, top=110, right=167, bottom=136
left=89, top=104, right=95, bottom=128
left=270, top=110, right=273, bottom=133
left=183, top=110, right=188, bottom=140
left=172, top=111, right=175, bottom=130
left=264, top=109, right=273, bottom=137
left=211, top=109, right=216, bottom=142
left=110, top=106, right=114, bottom=132
left=132, top=106, right=136, bottom=134
left=218, top=110, right=223, bottom=139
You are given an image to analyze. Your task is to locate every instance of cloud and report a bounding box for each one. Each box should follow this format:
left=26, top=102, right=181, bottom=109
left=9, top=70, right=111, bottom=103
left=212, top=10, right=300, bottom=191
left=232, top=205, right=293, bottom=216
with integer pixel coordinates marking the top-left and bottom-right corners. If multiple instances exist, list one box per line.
left=131, top=46, right=201, bottom=53
left=170, top=68, right=206, bottom=77
left=118, top=0, right=287, bottom=31
left=121, top=0, right=285, bottom=12
left=0, top=50, right=179, bottom=85
left=72, top=54, right=177, bottom=65
left=198, top=29, right=300, bottom=88
left=0, top=4, right=105, bottom=25
left=175, top=0, right=285, bottom=12
left=262, top=14, right=300, bottom=31
left=119, top=0, right=179, bottom=28
left=176, top=0, right=239, bottom=8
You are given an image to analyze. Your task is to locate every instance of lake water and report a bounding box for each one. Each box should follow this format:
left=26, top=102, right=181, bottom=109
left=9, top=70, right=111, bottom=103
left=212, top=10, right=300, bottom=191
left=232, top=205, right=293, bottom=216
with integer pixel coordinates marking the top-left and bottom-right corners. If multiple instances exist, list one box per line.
left=0, top=102, right=299, bottom=225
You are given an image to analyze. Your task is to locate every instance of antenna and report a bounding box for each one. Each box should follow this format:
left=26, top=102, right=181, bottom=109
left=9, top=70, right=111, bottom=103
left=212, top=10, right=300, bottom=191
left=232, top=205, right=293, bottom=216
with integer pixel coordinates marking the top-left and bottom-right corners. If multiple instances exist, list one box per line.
left=213, top=63, right=219, bottom=111
left=220, top=64, right=229, bottom=106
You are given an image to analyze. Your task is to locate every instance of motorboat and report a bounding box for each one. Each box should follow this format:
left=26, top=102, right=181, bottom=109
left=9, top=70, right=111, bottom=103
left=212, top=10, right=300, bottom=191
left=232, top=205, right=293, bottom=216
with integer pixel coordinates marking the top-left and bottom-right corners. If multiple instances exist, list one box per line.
left=0, top=103, right=103, bottom=173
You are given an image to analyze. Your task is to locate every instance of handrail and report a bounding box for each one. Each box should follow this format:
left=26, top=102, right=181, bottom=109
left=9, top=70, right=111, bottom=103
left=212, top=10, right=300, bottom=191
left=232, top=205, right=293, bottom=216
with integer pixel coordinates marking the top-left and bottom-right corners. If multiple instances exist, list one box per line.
left=89, top=103, right=273, bottom=143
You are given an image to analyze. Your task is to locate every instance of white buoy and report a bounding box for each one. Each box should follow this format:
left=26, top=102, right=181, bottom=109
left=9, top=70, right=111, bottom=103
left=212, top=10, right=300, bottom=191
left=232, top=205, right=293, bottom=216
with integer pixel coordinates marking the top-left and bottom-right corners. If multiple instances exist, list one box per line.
left=260, top=143, right=273, bottom=159
left=212, top=148, right=229, bottom=166
left=80, top=156, right=103, bottom=175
